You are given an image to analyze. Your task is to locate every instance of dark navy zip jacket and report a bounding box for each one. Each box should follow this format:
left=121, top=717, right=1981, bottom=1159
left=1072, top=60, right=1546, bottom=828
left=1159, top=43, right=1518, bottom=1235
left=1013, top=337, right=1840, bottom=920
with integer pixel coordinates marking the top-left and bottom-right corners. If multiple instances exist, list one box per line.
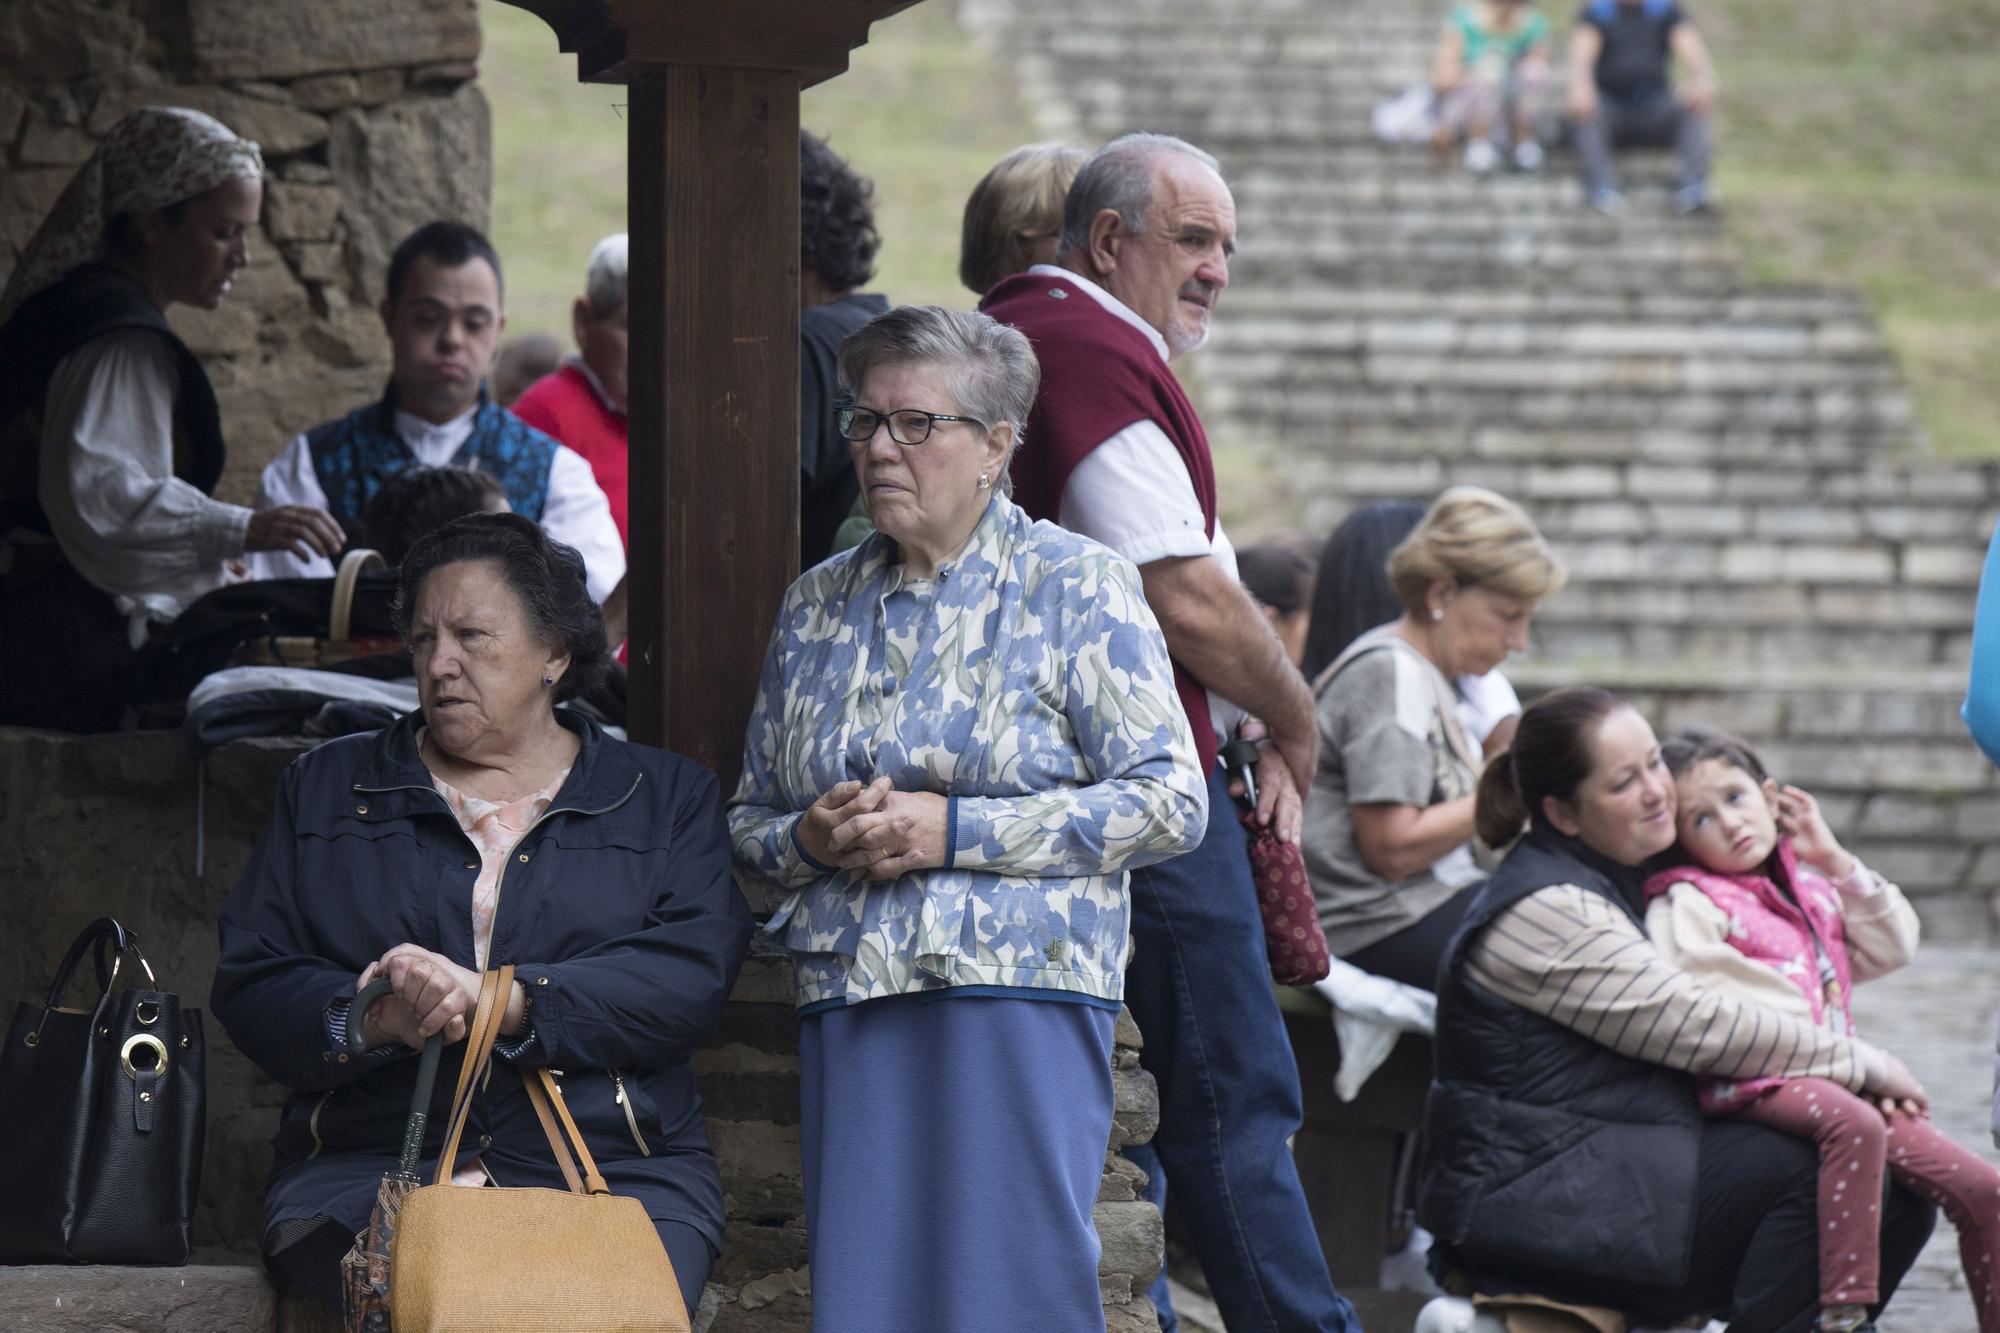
left=212, top=709, right=753, bottom=1255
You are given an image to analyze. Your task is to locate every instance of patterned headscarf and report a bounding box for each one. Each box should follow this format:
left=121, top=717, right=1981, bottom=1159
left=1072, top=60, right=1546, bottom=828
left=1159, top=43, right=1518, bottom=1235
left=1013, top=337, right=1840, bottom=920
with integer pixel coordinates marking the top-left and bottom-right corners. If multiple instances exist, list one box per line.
left=0, top=106, right=264, bottom=325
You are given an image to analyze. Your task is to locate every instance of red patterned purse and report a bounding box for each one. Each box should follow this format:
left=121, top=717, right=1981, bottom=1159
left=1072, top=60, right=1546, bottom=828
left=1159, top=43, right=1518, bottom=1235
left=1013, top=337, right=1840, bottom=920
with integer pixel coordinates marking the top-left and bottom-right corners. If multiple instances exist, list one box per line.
left=1244, top=816, right=1332, bottom=985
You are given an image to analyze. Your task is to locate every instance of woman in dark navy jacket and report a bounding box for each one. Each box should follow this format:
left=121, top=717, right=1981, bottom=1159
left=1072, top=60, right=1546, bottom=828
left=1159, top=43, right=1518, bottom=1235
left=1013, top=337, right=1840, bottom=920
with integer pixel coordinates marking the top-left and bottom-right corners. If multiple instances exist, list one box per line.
left=213, top=513, right=752, bottom=1315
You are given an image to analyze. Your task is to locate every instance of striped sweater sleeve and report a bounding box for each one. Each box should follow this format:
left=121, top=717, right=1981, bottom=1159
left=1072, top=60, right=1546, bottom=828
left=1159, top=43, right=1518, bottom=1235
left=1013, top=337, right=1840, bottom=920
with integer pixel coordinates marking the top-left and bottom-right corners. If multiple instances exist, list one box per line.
left=1465, top=884, right=1887, bottom=1093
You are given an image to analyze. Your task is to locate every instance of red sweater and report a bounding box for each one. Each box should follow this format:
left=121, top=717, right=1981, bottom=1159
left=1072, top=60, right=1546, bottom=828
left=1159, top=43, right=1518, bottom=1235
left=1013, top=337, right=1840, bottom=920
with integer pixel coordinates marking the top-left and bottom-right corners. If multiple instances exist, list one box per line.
left=983, top=271, right=1221, bottom=773
left=511, top=363, right=629, bottom=546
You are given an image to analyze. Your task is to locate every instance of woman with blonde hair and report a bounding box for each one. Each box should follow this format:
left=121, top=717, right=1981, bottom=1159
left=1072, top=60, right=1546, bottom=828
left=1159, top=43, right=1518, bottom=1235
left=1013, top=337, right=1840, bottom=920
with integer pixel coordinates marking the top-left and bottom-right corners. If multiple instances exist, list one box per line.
left=958, top=141, right=1088, bottom=296
left=1300, top=486, right=1564, bottom=988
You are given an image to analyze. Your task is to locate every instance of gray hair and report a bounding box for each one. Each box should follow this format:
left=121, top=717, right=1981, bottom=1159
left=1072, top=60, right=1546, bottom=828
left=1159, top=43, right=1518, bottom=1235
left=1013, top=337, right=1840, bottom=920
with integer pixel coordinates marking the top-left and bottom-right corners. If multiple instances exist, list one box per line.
left=835, top=306, right=1040, bottom=496
left=1056, top=132, right=1221, bottom=260
left=584, top=232, right=628, bottom=317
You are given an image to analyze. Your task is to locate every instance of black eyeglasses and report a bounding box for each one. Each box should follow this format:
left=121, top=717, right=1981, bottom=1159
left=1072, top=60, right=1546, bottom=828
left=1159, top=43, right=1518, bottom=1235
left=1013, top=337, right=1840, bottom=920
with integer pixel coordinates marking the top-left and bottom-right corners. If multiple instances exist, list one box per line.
left=837, top=406, right=987, bottom=446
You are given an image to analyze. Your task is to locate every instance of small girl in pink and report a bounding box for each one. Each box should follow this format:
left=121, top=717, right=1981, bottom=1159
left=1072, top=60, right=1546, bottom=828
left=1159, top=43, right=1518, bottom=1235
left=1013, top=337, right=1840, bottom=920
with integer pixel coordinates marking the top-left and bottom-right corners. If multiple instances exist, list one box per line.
left=1644, top=725, right=2000, bottom=1333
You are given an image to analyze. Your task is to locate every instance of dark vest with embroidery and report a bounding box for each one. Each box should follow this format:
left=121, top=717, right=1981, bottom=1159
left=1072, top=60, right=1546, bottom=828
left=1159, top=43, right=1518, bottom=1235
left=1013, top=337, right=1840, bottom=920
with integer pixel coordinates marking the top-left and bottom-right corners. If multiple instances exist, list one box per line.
left=0, top=264, right=225, bottom=536
left=305, top=388, right=557, bottom=532
left=1421, top=824, right=1703, bottom=1297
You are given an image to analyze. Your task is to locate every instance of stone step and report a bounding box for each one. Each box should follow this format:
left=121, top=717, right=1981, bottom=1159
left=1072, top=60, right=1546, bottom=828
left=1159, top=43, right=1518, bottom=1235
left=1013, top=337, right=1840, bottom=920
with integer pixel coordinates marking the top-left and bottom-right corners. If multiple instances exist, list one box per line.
left=1206, top=383, right=1919, bottom=434
left=0, top=1265, right=285, bottom=1333
left=1210, top=316, right=1893, bottom=361
left=1229, top=257, right=1747, bottom=295
left=1258, top=421, right=1913, bottom=468
left=1218, top=285, right=1877, bottom=324
left=1204, top=349, right=1902, bottom=394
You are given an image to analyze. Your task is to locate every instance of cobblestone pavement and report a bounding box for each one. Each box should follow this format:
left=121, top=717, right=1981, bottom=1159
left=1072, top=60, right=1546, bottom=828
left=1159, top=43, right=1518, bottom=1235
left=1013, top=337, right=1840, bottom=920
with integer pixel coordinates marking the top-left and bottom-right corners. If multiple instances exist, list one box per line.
left=1852, top=945, right=2000, bottom=1333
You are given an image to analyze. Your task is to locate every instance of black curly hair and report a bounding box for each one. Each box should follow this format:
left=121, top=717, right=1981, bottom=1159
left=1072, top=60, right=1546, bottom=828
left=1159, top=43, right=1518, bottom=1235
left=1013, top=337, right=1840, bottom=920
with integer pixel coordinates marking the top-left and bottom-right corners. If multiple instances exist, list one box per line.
left=801, top=130, right=880, bottom=292
left=394, top=512, right=611, bottom=704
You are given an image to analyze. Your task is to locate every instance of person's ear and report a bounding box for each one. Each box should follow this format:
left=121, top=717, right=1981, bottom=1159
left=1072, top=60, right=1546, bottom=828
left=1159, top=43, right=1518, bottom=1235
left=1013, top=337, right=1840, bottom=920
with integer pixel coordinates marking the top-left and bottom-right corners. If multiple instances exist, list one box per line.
left=1761, top=776, right=1782, bottom=809
left=1426, top=577, right=1455, bottom=622
left=572, top=298, right=593, bottom=353
left=134, top=206, right=174, bottom=251
left=1541, top=793, right=1583, bottom=839
left=544, top=648, right=572, bottom=688
left=982, top=420, right=1013, bottom=477
left=1085, top=208, right=1126, bottom=279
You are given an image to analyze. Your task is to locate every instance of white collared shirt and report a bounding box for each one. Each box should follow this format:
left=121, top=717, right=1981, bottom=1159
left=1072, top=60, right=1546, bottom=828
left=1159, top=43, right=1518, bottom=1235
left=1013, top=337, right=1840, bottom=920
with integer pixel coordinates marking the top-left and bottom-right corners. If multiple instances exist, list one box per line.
left=1024, top=264, right=1239, bottom=728
left=248, top=400, right=626, bottom=602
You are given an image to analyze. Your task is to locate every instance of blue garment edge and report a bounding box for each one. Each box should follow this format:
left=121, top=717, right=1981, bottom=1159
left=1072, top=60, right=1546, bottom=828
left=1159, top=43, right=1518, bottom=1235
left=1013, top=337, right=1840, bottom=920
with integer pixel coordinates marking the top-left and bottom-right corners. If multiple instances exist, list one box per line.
left=796, top=985, right=1123, bottom=1021
left=1966, top=525, right=2000, bottom=767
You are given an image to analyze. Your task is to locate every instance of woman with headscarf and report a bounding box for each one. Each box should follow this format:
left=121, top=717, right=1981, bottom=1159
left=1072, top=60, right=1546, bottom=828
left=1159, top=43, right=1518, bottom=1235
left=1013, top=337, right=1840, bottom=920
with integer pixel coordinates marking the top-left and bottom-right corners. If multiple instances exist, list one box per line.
left=0, top=106, right=344, bottom=731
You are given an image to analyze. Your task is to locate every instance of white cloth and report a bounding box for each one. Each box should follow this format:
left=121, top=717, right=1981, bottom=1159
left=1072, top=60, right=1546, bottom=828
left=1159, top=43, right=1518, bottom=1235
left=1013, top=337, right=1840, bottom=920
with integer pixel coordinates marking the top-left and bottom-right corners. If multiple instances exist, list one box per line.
left=1454, top=669, right=1520, bottom=745
left=1033, top=264, right=1242, bottom=731
left=38, top=329, right=251, bottom=634
left=1311, top=955, right=1437, bottom=1101
left=248, top=403, right=627, bottom=602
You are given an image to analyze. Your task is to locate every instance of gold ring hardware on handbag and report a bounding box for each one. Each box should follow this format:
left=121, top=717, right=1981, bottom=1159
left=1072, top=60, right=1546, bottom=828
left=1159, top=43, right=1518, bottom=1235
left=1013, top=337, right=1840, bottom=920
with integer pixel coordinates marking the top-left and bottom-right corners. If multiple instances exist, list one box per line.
left=105, top=945, right=157, bottom=994
left=120, top=1033, right=169, bottom=1081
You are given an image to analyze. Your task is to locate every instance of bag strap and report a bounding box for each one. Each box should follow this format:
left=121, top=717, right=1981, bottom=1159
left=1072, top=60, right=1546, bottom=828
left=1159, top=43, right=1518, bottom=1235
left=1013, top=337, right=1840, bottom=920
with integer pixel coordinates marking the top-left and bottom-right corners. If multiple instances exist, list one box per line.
left=522, top=1067, right=612, bottom=1197
left=329, top=548, right=385, bottom=642
left=431, top=964, right=515, bottom=1187
left=43, top=917, right=146, bottom=1009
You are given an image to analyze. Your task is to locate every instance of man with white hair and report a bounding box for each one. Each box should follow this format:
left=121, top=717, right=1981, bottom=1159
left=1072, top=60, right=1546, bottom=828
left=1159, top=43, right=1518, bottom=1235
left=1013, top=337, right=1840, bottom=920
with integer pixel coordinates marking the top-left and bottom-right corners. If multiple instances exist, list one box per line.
left=986, top=133, right=1358, bottom=1333
left=512, top=232, right=631, bottom=546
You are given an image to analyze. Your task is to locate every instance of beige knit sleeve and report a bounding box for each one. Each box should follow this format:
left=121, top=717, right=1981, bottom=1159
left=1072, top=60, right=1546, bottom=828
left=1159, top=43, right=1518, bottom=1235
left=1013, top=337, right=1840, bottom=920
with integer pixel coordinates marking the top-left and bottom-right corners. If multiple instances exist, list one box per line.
left=1464, top=884, right=1886, bottom=1093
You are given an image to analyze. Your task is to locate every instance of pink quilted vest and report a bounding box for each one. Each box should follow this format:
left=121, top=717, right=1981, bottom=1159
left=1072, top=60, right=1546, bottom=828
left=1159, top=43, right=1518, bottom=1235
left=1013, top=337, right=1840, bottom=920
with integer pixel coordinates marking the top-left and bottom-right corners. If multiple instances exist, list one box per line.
left=1642, top=836, right=1855, bottom=1113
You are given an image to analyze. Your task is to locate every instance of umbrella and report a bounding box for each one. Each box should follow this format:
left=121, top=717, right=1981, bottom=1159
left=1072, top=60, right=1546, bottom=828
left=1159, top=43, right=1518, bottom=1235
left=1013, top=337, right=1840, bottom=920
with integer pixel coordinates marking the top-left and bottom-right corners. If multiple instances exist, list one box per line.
left=339, top=977, right=443, bottom=1333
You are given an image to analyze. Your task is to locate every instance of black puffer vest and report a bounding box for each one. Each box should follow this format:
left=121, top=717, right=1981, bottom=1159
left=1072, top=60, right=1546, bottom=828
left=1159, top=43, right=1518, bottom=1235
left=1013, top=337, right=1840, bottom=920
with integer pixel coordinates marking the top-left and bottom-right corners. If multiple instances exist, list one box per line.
left=1421, top=824, right=1703, bottom=1291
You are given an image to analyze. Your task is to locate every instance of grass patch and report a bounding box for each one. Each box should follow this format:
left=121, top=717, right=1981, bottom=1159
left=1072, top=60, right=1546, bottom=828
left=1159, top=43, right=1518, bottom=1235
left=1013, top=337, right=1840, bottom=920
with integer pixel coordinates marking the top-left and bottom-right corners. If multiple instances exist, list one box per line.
left=1700, top=0, right=2000, bottom=454
left=480, top=0, right=1040, bottom=343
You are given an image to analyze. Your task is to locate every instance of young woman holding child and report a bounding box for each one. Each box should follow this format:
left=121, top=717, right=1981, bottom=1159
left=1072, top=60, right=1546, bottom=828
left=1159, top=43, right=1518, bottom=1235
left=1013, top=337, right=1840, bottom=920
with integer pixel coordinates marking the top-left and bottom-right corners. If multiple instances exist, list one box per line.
left=1645, top=725, right=2000, bottom=1333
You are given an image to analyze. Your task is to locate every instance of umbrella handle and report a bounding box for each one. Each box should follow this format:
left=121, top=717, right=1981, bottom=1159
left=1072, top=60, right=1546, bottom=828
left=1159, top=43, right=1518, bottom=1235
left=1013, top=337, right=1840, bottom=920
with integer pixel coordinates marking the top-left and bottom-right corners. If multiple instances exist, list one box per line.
left=350, top=977, right=444, bottom=1176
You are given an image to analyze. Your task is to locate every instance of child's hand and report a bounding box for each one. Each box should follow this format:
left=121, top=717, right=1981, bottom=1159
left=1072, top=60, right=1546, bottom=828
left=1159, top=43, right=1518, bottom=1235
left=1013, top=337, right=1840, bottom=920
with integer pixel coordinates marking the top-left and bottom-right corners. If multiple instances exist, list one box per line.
left=1775, top=785, right=1855, bottom=883
left=1876, top=1055, right=1929, bottom=1118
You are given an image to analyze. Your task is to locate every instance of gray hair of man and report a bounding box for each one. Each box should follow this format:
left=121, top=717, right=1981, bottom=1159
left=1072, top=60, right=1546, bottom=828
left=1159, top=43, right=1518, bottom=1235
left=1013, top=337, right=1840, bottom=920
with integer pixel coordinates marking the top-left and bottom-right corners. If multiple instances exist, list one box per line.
left=584, top=232, right=628, bottom=317
left=835, top=305, right=1040, bottom=497
left=1055, top=132, right=1222, bottom=261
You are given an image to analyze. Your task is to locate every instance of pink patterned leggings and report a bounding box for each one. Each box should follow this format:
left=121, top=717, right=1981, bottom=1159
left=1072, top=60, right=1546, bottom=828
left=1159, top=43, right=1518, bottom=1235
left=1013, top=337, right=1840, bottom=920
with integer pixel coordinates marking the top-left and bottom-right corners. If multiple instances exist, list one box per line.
left=1731, top=1077, right=2000, bottom=1327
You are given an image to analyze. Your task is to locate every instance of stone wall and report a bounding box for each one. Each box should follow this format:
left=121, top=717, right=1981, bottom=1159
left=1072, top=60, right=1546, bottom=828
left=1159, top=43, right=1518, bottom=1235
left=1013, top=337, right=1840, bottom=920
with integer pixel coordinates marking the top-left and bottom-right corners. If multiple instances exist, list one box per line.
left=0, top=726, right=1166, bottom=1331
left=0, top=0, right=492, bottom=505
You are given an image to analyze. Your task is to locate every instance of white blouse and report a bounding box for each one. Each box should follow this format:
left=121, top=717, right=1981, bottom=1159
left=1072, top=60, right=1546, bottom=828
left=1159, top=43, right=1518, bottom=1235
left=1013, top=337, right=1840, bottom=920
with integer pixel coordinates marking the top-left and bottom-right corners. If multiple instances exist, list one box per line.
left=38, top=328, right=250, bottom=635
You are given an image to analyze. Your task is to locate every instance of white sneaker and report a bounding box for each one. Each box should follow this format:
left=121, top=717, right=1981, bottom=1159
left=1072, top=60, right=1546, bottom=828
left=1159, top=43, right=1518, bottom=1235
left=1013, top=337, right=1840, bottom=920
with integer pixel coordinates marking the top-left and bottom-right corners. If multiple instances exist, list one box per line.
left=1464, top=138, right=1500, bottom=174
left=1512, top=139, right=1544, bottom=171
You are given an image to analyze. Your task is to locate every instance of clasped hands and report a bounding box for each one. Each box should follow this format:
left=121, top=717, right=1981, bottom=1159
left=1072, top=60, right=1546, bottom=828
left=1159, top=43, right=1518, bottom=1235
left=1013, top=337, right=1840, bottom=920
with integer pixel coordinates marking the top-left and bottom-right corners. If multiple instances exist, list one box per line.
left=796, top=778, right=949, bottom=881
left=355, top=943, right=528, bottom=1050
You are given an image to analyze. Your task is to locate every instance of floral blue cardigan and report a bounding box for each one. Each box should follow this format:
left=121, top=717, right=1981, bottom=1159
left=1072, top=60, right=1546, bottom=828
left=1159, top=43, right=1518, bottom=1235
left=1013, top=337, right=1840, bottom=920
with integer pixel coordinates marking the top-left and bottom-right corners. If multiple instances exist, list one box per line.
left=728, top=495, right=1207, bottom=1013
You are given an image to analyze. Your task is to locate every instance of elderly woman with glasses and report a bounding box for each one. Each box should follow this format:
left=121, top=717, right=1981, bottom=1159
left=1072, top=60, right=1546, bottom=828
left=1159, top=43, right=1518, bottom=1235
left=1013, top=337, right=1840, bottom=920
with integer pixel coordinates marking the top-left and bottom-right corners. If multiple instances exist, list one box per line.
left=729, top=305, right=1207, bottom=1331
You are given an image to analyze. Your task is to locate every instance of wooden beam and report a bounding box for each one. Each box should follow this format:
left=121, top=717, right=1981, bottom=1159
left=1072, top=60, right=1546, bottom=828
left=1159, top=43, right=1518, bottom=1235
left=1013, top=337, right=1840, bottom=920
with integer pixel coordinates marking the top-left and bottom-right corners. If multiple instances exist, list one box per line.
left=625, top=64, right=800, bottom=781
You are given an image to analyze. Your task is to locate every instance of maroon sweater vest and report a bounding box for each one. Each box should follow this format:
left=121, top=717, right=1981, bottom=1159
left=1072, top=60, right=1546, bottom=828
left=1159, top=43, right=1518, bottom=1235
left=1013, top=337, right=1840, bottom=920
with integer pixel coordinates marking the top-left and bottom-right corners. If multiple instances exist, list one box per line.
left=984, top=270, right=1221, bottom=774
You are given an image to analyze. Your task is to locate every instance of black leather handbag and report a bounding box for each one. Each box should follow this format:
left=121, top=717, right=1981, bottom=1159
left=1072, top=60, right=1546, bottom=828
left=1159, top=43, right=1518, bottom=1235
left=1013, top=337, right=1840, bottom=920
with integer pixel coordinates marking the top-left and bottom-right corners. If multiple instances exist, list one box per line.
left=0, top=918, right=206, bottom=1264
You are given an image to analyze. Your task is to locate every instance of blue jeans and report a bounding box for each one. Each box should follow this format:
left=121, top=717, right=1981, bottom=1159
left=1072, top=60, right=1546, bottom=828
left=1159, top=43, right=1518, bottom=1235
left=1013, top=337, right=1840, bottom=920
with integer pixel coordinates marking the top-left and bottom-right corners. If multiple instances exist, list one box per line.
left=1125, top=767, right=1359, bottom=1332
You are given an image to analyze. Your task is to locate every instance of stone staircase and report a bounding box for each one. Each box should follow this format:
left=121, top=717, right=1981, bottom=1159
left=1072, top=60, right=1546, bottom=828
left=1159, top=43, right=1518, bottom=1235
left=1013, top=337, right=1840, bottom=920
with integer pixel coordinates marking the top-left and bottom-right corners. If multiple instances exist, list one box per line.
left=961, top=0, right=2000, bottom=930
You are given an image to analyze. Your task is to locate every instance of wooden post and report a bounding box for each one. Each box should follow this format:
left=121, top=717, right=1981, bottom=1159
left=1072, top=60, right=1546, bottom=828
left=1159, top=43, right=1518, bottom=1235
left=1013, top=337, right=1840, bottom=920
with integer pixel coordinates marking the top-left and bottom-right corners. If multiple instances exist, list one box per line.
left=625, top=64, right=800, bottom=783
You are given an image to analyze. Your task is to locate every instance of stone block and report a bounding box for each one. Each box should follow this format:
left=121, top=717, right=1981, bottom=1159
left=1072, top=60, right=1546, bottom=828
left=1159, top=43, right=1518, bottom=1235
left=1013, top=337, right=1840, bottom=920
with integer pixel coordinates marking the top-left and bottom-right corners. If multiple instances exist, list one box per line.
left=0, top=167, right=73, bottom=260
left=1100, top=1150, right=1148, bottom=1202
left=264, top=181, right=342, bottom=241
left=329, top=84, right=491, bottom=304
left=1095, top=1199, right=1165, bottom=1284
left=284, top=241, right=343, bottom=284
left=1105, top=1300, right=1164, bottom=1333
left=1109, top=1065, right=1160, bottom=1149
left=1628, top=463, right=1718, bottom=499
left=189, top=0, right=479, bottom=81
left=0, top=1265, right=275, bottom=1332
left=713, top=1220, right=809, bottom=1284
left=89, top=86, right=330, bottom=155
left=1903, top=543, right=1987, bottom=587
left=291, top=69, right=406, bottom=112
left=709, top=1118, right=804, bottom=1221
left=18, top=116, right=94, bottom=165
left=0, top=3, right=148, bottom=83
left=1954, top=794, right=2000, bottom=842
left=0, top=84, right=25, bottom=147
left=1857, top=794, right=1956, bottom=839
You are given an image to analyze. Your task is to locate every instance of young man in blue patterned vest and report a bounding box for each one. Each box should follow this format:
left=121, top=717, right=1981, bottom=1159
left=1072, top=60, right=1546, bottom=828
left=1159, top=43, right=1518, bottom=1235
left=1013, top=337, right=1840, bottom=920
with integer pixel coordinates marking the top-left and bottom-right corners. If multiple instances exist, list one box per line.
left=247, top=221, right=625, bottom=601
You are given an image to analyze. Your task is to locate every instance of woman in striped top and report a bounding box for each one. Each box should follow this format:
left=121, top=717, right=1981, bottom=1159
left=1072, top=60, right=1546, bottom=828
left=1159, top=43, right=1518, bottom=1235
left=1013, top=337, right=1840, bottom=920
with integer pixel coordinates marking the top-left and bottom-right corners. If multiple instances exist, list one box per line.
left=1420, top=686, right=1936, bottom=1332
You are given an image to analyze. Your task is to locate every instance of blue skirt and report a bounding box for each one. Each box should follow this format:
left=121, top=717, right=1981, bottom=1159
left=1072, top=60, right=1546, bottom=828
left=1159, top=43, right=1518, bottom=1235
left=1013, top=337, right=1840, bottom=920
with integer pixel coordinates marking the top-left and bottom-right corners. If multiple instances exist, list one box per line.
left=798, top=991, right=1118, bottom=1333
